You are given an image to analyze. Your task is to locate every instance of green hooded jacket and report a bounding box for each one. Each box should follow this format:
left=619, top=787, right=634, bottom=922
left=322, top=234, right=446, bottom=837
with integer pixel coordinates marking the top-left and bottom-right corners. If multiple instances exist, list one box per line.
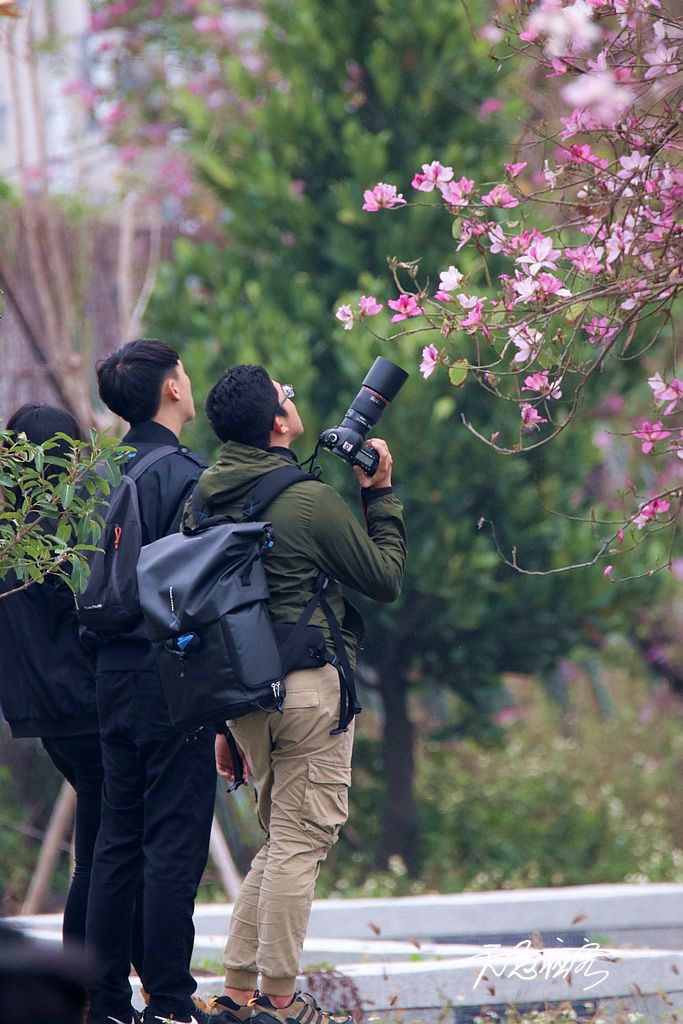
left=183, top=442, right=407, bottom=662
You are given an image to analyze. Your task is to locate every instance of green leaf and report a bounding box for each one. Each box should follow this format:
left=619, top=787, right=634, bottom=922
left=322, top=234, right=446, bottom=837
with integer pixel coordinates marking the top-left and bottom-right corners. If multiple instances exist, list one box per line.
left=59, top=483, right=75, bottom=509
left=448, top=360, right=469, bottom=388
left=432, top=396, right=457, bottom=422
left=26, top=563, right=45, bottom=584
left=69, top=559, right=88, bottom=594
left=195, top=151, right=237, bottom=192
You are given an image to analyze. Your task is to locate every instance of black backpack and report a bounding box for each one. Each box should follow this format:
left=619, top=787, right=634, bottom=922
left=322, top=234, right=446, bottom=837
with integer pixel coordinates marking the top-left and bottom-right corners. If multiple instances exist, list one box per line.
left=76, top=447, right=177, bottom=634
left=136, top=465, right=361, bottom=738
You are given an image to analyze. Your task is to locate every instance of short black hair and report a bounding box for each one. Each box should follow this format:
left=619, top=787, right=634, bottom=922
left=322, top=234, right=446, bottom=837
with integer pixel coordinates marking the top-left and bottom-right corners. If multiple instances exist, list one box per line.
left=96, top=339, right=179, bottom=425
left=205, top=365, right=280, bottom=448
left=7, top=404, right=83, bottom=445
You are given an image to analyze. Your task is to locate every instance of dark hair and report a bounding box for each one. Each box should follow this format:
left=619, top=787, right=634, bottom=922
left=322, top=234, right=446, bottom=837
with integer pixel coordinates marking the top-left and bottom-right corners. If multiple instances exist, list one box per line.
left=96, top=339, right=179, bottom=425
left=6, top=405, right=84, bottom=486
left=7, top=404, right=83, bottom=445
left=205, top=365, right=280, bottom=448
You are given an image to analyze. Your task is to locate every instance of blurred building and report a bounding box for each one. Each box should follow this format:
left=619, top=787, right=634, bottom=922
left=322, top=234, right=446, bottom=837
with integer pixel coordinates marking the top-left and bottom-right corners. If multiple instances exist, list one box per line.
left=0, top=0, right=109, bottom=191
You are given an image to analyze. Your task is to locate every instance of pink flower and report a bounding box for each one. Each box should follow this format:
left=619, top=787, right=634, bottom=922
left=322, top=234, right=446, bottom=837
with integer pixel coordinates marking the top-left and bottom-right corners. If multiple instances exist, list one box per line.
left=481, top=184, right=519, bottom=208
left=584, top=316, right=617, bottom=345
left=505, top=162, right=528, bottom=178
left=525, top=0, right=601, bottom=58
left=632, top=421, right=671, bottom=454
left=439, top=177, right=475, bottom=208
left=605, top=221, right=636, bottom=265
left=478, top=97, right=503, bottom=121
left=604, top=564, right=614, bottom=578
left=459, top=299, right=485, bottom=334
left=359, top=295, right=383, bottom=317
left=516, top=235, right=561, bottom=275
left=434, top=290, right=453, bottom=302
left=644, top=44, right=679, bottom=79
left=648, top=373, right=683, bottom=415
left=419, top=344, right=439, bottom=380
left=560, top=143, right=609, bottom=170
left=456, top=218, right=486, bottom=251
left=618, top=150, right=650, bottom=180
left=520, top=403, right=548, bottom=430
left=559, top=108, right=600, bottom=140
left=561, top=72, right=633, bottom=127
left=61, top=78, right=99, bottom=109
left=509, top=324, right=544, bottom=363
left=362, top=183, right=407, bottom=212
left=523, top=371, right=562, bottom=398
left=439, top=266, right=464, bottom=292
left=412, top=161, right=454, bottom=192
left=480, top=23, right=505, bottom=43
left=633, top=498, right=671, bottom=529
left=387, top=294, right=424, bottom=322
left=514, top=272, right=571, bottom=304
left=335, top=305, right=354, bottom=330
left=565, top=244, right=604, bottom=274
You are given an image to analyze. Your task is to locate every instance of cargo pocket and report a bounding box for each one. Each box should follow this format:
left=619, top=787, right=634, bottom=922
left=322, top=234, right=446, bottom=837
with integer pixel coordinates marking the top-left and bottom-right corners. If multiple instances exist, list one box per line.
left=301, top=760, right=351, bottom=839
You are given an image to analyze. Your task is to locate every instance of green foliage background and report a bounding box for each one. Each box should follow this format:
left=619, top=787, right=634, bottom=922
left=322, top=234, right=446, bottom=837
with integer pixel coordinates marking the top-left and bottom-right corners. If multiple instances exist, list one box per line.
left=142, top=0, right=669, bottom=870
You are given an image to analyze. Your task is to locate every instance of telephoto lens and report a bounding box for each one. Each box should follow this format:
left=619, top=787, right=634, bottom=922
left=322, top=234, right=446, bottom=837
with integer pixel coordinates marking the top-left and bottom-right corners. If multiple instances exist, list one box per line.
left=318, top=357, right=408, bottom=475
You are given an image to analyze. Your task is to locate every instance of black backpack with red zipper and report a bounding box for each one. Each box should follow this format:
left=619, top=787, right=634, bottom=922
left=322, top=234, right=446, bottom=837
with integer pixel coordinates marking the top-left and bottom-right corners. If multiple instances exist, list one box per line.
left=75, top=446, right=177, bottom=635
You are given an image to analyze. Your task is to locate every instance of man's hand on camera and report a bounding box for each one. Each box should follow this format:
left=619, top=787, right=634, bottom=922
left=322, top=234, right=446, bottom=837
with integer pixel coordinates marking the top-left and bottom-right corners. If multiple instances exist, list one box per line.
left=354, top=438, right=393, bottom=489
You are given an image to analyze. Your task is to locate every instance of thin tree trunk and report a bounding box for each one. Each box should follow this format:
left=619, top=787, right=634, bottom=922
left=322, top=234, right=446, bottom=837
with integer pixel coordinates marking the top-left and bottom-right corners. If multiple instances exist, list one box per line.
left=21, top=779, right=76, bottom=916
left=375, top=646, right=419, bottom=874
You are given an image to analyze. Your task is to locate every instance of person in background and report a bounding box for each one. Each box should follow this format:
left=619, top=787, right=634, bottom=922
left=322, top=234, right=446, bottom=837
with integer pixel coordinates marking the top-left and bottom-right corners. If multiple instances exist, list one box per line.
left=0, top=405, right=104, bottom=945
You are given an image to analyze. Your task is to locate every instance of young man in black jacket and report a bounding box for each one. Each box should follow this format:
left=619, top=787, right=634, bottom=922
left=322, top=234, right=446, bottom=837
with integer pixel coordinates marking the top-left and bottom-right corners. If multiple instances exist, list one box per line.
left=85, top=340, right=215, bottom=1024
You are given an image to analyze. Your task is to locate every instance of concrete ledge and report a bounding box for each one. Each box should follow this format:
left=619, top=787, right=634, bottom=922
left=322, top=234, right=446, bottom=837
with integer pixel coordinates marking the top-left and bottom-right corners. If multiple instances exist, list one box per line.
left=174, top=947, right=683, bottom=1023
left=183, top=884, right=683, bottom=946
left=11, top=883, right=683, bottom=945
left=334, top=948, right=683, bottom=1006
left=191, top=936, right=485, bottom=967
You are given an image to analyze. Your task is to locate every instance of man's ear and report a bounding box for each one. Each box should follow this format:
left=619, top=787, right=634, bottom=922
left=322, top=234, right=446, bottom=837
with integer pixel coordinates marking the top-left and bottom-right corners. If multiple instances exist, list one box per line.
left=164, top=374, right=181, bottom=402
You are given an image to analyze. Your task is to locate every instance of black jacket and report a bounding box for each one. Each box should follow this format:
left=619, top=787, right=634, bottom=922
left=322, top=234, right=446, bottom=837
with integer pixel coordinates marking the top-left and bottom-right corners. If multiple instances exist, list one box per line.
left=94, top=421, right=205, bottom=671
left=0, top=571, right=98, bottom=738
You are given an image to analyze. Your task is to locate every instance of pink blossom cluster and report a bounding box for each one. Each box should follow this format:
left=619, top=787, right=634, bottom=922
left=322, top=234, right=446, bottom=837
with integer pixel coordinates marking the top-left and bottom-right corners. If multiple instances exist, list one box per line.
left=335, top=295, right=384, bottom=331
left=346, top=1, right=682, bottom=545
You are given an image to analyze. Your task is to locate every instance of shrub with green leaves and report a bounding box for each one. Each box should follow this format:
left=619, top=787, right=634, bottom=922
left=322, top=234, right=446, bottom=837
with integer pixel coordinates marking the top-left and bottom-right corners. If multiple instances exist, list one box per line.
left=0, top=429, right=128, bottom=596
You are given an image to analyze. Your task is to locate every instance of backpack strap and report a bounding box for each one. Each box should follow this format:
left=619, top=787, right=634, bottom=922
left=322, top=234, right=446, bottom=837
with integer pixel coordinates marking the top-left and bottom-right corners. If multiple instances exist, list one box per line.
left=124, top=445, right=178, bottom=481
left=318, top=581, right=362, bottom=734
left=242, top=465, right=317, bottom=521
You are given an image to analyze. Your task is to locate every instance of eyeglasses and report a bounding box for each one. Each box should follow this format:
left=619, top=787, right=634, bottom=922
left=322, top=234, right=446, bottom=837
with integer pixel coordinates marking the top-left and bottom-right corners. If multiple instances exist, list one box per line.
left=277, top=384, right=295, bottom=413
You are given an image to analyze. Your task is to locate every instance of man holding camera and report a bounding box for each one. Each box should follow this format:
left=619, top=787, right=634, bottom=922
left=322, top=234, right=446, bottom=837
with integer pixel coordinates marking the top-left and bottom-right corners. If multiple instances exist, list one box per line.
left=192, top=365, right=406, bottom=1024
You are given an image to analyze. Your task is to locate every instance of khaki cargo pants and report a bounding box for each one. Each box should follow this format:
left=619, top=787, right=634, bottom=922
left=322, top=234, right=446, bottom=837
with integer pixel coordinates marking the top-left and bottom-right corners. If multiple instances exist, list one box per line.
left=223, top=664, right=354, bottom=996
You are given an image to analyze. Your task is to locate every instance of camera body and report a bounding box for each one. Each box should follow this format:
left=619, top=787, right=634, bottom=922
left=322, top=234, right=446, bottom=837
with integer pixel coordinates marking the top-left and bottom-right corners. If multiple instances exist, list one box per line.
left=318, top=357, right=408, bottom=476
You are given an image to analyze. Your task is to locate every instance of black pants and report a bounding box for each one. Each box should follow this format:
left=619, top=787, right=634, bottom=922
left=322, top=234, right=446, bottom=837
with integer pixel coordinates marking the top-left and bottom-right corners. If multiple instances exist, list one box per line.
left=85, top=668, right=215, bottom=1022
left=41, top=733, right=103, bottom=944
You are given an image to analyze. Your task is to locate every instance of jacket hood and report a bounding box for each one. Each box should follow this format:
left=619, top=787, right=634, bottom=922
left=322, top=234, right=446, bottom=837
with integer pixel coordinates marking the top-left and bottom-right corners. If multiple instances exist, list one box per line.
left=199, top=442, right=298, bottom=510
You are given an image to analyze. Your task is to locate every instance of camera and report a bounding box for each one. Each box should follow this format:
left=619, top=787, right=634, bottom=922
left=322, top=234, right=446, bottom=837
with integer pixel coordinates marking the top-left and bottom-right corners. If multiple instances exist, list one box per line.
left=318, top=357, right=408, bottom=476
